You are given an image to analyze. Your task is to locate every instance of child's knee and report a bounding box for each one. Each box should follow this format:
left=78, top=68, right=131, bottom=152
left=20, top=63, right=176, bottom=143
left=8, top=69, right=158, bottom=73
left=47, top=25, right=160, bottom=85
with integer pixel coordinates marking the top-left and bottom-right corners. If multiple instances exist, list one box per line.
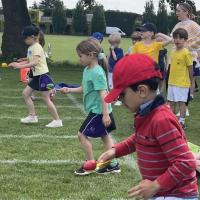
left=78, top=132, right=86, bottom=141
left=22, top=90, right=29, bottom=99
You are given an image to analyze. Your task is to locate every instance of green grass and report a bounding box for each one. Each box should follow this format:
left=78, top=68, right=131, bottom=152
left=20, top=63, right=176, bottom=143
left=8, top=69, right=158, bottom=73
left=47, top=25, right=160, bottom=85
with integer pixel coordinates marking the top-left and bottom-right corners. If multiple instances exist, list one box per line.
left=0, top=33, right=131, bottom=62
left=0, top=35, right=200, bottom=199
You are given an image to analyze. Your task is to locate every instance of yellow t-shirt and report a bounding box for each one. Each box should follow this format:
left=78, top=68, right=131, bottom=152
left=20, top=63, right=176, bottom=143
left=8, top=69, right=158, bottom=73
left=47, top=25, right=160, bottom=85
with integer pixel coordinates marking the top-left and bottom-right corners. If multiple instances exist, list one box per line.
left=169, top=48, right=193, bottom=88
left=27, top=42, right=49, bottom=76
left=132, top=41, right=163, bottom=63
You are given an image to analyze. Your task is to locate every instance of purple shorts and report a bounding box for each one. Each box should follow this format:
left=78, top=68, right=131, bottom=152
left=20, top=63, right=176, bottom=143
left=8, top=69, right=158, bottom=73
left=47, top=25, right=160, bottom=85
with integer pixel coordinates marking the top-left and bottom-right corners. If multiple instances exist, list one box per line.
left=28, top=73, right=54, bottom=91
left=79, top=112, right=116, bottom=138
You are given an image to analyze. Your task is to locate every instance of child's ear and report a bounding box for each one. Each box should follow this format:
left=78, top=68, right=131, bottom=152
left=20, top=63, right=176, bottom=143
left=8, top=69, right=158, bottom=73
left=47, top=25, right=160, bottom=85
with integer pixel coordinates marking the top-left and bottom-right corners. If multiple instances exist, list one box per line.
left=137, top=85, right=148, bottom=98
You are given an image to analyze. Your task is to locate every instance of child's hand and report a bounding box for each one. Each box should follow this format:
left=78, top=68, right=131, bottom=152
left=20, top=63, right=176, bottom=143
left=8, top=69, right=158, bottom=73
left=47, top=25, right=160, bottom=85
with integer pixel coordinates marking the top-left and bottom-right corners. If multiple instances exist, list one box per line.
left=128, top=179, right=160, bottom=200
left=60, top=87, right=71, bottom=94
left=97, top=148, right=116, bottom=164
left=8, top=62, right=20, bottom=69
left=102, top=114, right=111, bottom=127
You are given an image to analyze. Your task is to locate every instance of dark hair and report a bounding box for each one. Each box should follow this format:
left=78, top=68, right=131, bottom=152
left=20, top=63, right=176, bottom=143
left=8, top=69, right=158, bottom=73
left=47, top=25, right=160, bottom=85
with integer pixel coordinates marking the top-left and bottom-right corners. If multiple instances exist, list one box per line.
left=173, top=28, right=188, bottom=40
left=130, top=77, right=160, bottom=92
left=22, top=24, right=40, bottom=38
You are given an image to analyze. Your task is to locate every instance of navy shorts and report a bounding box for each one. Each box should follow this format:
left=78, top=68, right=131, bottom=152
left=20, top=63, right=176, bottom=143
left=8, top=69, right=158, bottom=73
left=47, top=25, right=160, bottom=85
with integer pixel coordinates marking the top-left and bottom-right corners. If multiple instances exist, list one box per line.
left=28, top=73, right=54, bottom=91
left=79, top=112, right=116, bottom=138
left=193, top=61, right=200, bottom=77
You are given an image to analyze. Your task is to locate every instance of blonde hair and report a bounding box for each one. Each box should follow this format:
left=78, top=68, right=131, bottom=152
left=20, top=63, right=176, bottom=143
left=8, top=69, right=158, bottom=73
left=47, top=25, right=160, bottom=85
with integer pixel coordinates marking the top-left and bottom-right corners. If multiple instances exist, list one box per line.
left=178, top=3, right=196, bottom=19
left=76, top=39, right=102, bottom=57
left=108, top=34, right=121, bottom=44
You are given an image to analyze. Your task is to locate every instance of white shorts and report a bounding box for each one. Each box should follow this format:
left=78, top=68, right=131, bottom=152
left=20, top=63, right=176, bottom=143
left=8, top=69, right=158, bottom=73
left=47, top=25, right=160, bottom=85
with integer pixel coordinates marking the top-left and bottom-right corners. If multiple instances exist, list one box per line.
left=108, top=72, right=113, bottom=89
left=167, top=85, right=189, bottom=102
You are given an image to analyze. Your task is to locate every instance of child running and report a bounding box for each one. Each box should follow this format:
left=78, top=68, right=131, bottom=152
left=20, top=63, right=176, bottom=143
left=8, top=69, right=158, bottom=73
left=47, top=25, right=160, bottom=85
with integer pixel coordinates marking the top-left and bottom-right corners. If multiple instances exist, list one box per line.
left=9, top=25, right=62, bottom=128
left=60, top=39, right=120, bottom=175
left=98, top=54, right=198, bottom=199
left=167, top=28, right=193, bottom=129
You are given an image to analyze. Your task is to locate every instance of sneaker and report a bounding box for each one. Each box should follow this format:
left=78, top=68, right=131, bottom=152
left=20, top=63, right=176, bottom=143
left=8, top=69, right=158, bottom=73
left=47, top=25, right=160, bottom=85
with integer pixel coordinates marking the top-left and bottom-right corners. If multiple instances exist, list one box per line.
left=21, top=115, right=38, bottom=124
left=45, top=120, right=63, bottom=128
left=74, top=166, right=95, bottom=176
left=96, top=163, right=121, bottom=174
left=176, top=109, right=190, bottom=117
left=114, top=100, right=122, bottom=106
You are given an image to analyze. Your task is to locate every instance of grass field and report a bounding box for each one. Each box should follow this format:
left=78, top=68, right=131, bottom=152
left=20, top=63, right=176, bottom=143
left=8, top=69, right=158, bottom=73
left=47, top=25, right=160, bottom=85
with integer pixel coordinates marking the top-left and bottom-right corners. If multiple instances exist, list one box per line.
left=0, top=35, right=200, bottom=199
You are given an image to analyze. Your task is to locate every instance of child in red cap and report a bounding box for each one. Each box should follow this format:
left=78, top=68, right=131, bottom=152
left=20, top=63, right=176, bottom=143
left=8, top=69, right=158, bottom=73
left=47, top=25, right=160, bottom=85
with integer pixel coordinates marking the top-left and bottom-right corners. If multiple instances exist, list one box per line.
left=98, top=54, right=198, bottom=199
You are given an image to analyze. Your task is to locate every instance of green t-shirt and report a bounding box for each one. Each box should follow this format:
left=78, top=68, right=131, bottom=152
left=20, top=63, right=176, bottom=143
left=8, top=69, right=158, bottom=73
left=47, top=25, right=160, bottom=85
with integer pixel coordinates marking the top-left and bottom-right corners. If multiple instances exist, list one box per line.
left=82, top=65, right=112, bottom=114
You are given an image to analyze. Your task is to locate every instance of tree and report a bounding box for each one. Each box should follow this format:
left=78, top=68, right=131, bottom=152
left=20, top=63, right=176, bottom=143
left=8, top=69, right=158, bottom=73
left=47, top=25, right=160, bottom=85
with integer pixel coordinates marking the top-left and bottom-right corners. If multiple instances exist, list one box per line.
left=52, top=1, right=66, bottom=34
left=91, top=5, right=106, bottom=33
left=32, top=1, right=38, bottom=9
left=156, top=0, right=168, bottom=34
left=79, top=0, right=96, bottom=11
left=39, top=0, right=60, bottom=9
left=1, top=0, right=31, bottom=58
left=143, top=0, right=156, bottom=24
left=165, top=0, right=196, bottom=12
left=73, top=2, right=87, bottom=34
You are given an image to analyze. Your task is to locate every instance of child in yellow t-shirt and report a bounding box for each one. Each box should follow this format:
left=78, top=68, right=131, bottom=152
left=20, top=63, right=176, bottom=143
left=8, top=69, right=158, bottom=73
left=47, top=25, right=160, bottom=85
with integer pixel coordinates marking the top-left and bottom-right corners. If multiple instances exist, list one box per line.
left=132, top=23, right=172, bottom=63
left=167, top=28, right=193, bottom=129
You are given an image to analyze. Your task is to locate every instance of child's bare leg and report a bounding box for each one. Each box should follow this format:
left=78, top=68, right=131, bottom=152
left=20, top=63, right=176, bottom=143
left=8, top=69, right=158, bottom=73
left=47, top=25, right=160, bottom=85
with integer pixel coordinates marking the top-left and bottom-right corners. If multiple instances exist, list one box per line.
left=179, top=101, right=186, bottom=125
left=42, top=91, right=60, bottom=120
left=168, top=101, right=176, bottom=114
left=101, top=134, right=114, bottom=151
left=22, top=86, right=36, bottom=115
left=78, top=132, right=94, bottom=160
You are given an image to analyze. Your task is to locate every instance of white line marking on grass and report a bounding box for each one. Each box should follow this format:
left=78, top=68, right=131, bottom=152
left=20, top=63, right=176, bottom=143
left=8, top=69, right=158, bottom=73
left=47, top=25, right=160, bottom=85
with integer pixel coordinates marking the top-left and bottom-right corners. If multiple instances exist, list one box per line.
left=0, top=116, right=84, bottom=120
left=1, top=104, right=77, bottom=109
left=0, top=96, right=67, bottom=100
left=0, top=88, right=23, bottom=92
left=67, top=94, right=86, bottom=114
left=0, top=135, right=77, bottom=139
left=0, top=159, right=81, bottom=165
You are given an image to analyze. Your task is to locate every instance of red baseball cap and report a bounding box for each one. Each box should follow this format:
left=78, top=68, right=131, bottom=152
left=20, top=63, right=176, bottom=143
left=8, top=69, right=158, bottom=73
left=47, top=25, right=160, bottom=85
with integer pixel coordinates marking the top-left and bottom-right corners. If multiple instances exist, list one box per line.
left=105, top=54, right=162, bottom=103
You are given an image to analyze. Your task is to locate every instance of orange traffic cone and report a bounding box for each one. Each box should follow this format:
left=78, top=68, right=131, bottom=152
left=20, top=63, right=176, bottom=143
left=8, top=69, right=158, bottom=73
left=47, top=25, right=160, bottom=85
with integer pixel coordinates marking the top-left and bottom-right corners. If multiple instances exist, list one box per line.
left=20, top=68, right=30, bottom=83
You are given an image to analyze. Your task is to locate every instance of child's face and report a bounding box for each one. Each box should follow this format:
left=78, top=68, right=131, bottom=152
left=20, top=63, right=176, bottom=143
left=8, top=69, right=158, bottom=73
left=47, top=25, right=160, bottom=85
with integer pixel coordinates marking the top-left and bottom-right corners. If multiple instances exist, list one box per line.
left=109, top=40, right=120, bottom=48
left=173, top=36, right=186, bottom=49
left=24, top=36, right=36, bottom=46
left=77, top=52, right=93, bottom=66
left=141, top=31, right=154, bottom=39
left=119, top=85, right=151, bottom=113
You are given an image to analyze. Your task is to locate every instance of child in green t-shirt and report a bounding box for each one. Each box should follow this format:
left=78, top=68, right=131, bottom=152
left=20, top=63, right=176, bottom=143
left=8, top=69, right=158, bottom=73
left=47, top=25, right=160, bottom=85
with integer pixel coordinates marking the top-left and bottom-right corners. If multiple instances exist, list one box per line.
left=60, top=39, right=120, bottom=175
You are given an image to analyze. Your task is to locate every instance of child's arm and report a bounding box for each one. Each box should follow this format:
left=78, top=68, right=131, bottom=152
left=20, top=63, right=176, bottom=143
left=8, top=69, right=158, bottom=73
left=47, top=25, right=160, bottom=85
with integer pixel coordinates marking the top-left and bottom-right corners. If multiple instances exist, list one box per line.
left=110, top=47, right=118, bottom=61
left=156, top=33, right=172, bottom=47
left=98, top=134, right=136, bottom=163
left=99, top=90, right=111, bottom=127
left=60, top=86, right=83, bottom=94
left=9, top=55, right=40, bottom=69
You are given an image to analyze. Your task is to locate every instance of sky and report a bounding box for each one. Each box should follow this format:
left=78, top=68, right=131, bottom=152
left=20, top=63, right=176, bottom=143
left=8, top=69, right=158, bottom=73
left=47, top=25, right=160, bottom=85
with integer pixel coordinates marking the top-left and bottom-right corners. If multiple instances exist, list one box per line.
left=24, top=0, right=200, bottom=14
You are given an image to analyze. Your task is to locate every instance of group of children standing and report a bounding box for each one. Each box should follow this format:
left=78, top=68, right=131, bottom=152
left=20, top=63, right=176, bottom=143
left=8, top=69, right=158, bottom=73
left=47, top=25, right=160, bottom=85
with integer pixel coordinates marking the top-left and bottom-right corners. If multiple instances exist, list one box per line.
left=8, top=2, right=200, bottom=197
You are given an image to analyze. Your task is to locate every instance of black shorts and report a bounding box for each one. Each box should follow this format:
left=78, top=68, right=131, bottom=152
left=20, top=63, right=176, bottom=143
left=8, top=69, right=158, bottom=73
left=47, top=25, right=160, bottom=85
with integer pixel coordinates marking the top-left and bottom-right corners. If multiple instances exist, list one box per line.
left=79, top=112, right=116, bottom=138
left=28, top=73, right=54, bottom=91
left=28, top=69, right=34, bottom=79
